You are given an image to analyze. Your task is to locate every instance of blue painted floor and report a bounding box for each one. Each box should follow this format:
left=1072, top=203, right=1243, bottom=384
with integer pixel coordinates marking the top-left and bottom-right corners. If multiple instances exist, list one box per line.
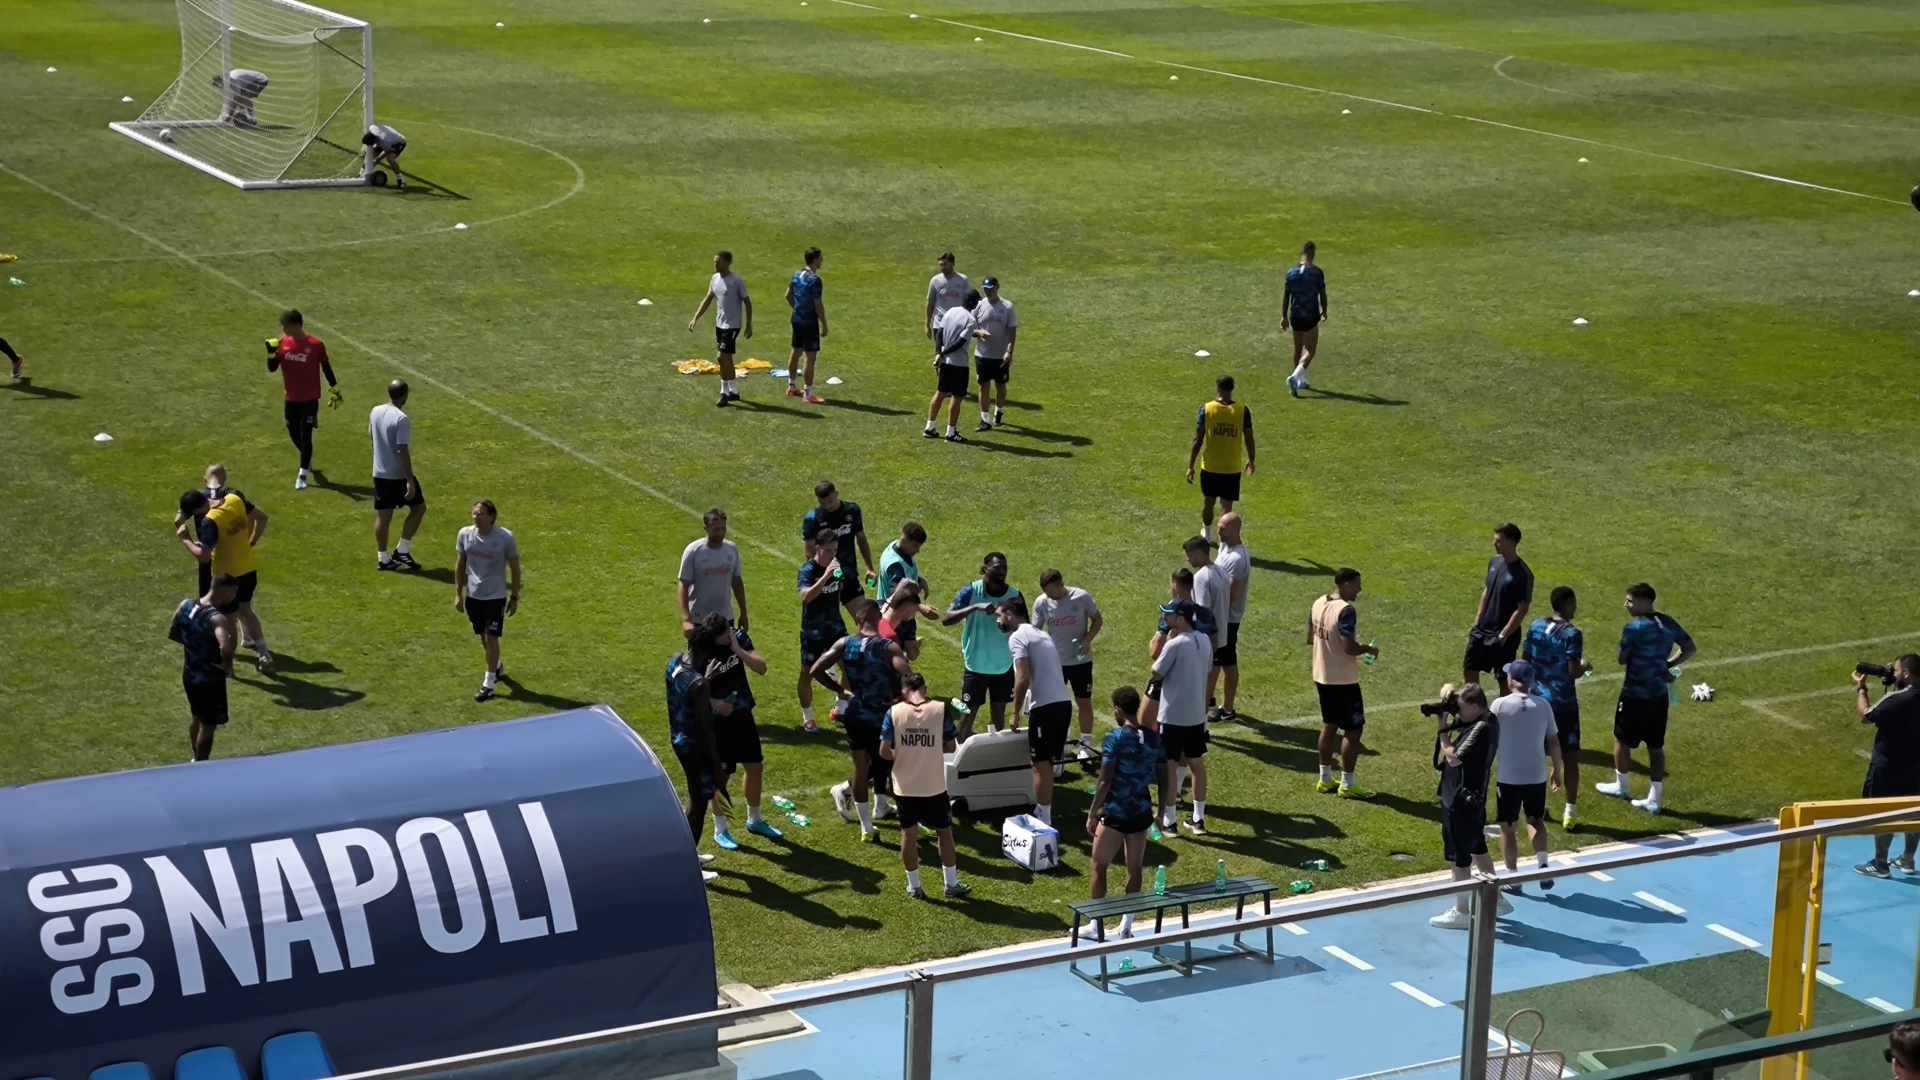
left=729, top=825, right=1920, bottom=1080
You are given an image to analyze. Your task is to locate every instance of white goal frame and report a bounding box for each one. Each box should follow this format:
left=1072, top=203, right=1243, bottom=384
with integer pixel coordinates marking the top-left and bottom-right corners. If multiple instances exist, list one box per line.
left=110, top=0, right=374, bottom=190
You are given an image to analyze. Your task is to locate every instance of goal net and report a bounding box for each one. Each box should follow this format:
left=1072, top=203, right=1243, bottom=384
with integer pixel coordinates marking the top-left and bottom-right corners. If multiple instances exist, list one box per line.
left=110, top=0, right=372, bottom=189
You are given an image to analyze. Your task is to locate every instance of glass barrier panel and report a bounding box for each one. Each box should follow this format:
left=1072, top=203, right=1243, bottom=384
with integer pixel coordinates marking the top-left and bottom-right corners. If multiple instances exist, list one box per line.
left=722, top=987, right=908, bottom=1080
left=1482, top=821, right=1917, bottom=1080
left=927, top=887, right=1472, bottom=1080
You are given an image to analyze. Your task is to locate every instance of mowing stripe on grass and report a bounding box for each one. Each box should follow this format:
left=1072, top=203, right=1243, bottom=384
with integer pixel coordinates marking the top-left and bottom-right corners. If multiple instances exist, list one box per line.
left=1390, top=980, right=1446, bottom=1008
left=1323, top=944, right=1374, bottom=971
left=0, top=159, right=962, bottom=647
left=1633, top=890, right=1686, bottom=915
left=823, top=0, right=1904, bottom=206
left=1707, top=923, right=1762, bottom=949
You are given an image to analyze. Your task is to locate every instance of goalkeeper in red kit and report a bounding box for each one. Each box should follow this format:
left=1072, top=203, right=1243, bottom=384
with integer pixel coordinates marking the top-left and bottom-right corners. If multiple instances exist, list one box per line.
left=266, top=309, right=341, bottom=490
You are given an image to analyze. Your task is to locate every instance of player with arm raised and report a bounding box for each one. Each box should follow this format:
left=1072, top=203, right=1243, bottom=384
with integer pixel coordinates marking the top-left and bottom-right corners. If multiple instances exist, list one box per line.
left=361, top=124, right=408, bottom=190
left=267, top=309, right=340, bottom=490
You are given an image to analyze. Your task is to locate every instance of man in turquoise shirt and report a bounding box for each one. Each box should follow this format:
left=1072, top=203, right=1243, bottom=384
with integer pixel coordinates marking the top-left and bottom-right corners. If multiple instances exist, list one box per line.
left=944, top=551, right=1022, bottom=734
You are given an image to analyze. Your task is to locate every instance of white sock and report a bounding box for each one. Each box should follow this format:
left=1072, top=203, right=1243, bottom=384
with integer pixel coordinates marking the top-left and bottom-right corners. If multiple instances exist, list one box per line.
left=1119, top=912, right=1136, bottom=934
left=906, top=868, right=921, bottom=892
left=483, top=670, right=497, bottom=688
left=856, top=802, right=872, bottom=831
left=1615, top=770, right=1630, bottom=789
left=925, top=420, right=936, bottom=432
left=747, top=805, right=764, bottom=825
left=1035, top=803, right=1051, bottom=825
left=378, top=550, right=391, bottom=563
left=945, top=425, right=957, bottom=436
left=1342, top=771, right=1355, bottom=789
left=1290, top=363, right=1305, bottom=380
left=942, top=864, right=959, bottom=888
left=396, top=538, right=411, bottom=556
left=1564, top=801, right=1576, bottom=816
left=1079, top=733, right=1093, bottom=747
left=804, top=384, right=813, bottom=396
left=1192, top=800, right=1205, bottom=822
left=1649, top=781, right=1664, bottom=801
left=1202, top=524, right=1213, bottom=542
left=1536, top=852, right=1549, bottom=869
left=1319, top=765, right=1333, bottom=783
left=713, top=814, right=730, bottom=837
left=1161, top=805, right=1175, bottom=828
left=802, top=706, right=815, bottom=724
left=875, top=793, right=892, bottom=814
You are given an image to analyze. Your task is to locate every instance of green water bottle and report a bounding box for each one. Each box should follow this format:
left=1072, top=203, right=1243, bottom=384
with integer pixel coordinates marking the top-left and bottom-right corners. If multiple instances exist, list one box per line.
left=1214, top=859, right=1227, bottom=891
left=1668, top=667, right=1683, bottom=704
left=1148, top=823, right=1162, bottom=842
left=771, top=795, right=796, bottom=811
left=865, top=572, right=878, bottom=592
left=1300, top=858, right=1330, bottom=871
left=1153, top=865, right=1167, bottom=896
left=1118, top=957, right=1135, bottom=972
left=784, top=812, right=811, bottom=827
left=1362, top=640, right=1377, bottom=666
left=1289, top=880, right=1314, bottom=895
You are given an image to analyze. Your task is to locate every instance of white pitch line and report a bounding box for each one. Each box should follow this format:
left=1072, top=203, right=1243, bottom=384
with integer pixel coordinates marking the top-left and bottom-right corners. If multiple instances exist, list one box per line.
left=1707, top=923, right=1762, bottom=949
left=1633, top=891, right=1687, bottom=915
left=821, top=0, right=1903, bottom=206
left=0, top=159, right=963, bottom=647
left=1867, top=997, right=1902, bottom=1013
left=1392, top=981, right=1447, bottom=1008
left=1815, top=970, right=1844, bottom=987
left=1323, top=945, right=1375, bottom=971
left=1743, top=700, right=1811, bottom=731
left=1587, top=870, right=1615, bottom=882
left=1280, top=922, right=1309, bottom=936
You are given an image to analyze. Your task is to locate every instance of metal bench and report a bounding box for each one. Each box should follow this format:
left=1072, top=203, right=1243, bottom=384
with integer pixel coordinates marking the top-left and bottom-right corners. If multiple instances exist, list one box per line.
left=1067, top=875, right=1277, bottom=990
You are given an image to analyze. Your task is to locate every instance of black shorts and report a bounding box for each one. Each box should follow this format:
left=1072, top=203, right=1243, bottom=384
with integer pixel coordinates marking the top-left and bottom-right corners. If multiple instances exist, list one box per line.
left=716, top=710, right=764, bottom=766
left=1463, top=630, right=1520, bottom=676
left=895, top=618, right=918, bottom=644
left=284, top=399, right=319, bottom=431
left=466, top=596, right=506, bottom=637
left=1198, top=469, right=1241, bottom=503
left=961, top=669, right=1013, bottom=712
left=800, top=631, right=843, bottom=670
left=1101, top=813, right=1154, bottom=837
left=373, top=476, right=425, bottom=511
left=896, top=793, right=952, bottom=831
left=1615, top=695, right=1670, bottom=751
left=1214, top=622, right=1241, bottom=668
left=216, top=570, right=259, bottom=615
left=1551, top=699, right=1581, bottom=754
left=1496, top=782, right=1548, bottom=825
left=790, top=323, right=820, bottom=353
left=715, top=327, right=740, bottom=355
left=975, top=357, right=1009, bottom=385
left=673, top=743, right=726, bottom=804
left=1316, top=682, right=1366, bottom=732
left=183, top=676, right=229, bottom=726
left=1291, top=313, right=1321, bottom=335
left=841, top=716, right=882, bottom=756
left=936, top=362, right=970, bottom=397
left=1027, top=701, right=1073, bottom=763
left=1161, top=722, right=1209, bottom=761
left=1063, top=661, right=1094, bottom=701
left=1441, top=800, right=1488, bottom=867
left=1864, top=763, right=1920, bottom=800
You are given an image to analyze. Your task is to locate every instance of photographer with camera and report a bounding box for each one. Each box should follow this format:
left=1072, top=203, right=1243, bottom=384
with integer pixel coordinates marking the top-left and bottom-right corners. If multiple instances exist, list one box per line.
left=1853, top=655, right=1920, bottom=879
left=1428, top=684, right=1513, bottom=929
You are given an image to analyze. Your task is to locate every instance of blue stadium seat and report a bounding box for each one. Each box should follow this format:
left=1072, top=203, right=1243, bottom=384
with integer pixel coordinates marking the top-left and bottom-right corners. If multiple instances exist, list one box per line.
left=261, top=1032, right=336, bottom=1080
left=174, top=1047, right=246, bottom=1080
left=89, top=1064, right=156, bottom=1080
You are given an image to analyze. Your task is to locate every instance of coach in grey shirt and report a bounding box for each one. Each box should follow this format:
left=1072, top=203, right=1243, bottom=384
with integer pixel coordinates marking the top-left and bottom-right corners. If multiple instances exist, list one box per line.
left=1214, top=512, right=1252, bottom=721
left=1147, top=600, right=1215, bottom=836
left=678, top=507, right=748, bottom=637
left=1491, top=660, right=1564, bottom=890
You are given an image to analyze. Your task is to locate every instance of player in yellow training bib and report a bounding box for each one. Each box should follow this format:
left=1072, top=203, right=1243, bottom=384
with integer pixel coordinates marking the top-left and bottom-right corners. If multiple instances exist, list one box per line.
left=176, top=488, right=273, bottom=672
left=1185, top=374, right=1256, bottom=544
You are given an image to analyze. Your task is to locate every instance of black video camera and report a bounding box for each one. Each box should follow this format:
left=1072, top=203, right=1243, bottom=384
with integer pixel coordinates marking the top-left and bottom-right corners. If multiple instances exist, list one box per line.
left=1420, top=698, right=1460, bottom=718
left=1858, top=662, right=1898, bottom=686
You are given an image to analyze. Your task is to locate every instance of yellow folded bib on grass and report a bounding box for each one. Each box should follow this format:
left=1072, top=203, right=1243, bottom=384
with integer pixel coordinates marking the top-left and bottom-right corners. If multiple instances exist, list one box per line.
left=672, top=359, right=721, bottom=375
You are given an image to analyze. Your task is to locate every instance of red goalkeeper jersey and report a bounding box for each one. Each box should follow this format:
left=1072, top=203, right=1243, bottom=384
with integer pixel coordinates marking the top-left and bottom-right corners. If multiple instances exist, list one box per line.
left=276, top=334, right=330, bottom=401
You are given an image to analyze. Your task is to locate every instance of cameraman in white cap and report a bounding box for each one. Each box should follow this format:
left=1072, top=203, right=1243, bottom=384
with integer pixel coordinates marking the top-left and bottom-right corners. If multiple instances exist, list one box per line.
left=1492, top=659, right=1563, bottom=895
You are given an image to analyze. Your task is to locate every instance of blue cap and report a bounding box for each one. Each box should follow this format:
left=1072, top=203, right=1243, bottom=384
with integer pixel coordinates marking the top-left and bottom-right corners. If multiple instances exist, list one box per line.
left=1502, top=659, right=1537, bottom=686
left=982, top=276, right=999, bottom=291
left=1159, top=599, right=1199, bottom=622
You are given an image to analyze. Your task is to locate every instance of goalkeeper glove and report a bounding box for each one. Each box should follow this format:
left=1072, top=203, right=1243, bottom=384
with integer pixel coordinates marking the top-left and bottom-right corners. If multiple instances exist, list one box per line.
left=264, top=337, right=279, bottom=357
left=326, top=387, right=343, bottom=410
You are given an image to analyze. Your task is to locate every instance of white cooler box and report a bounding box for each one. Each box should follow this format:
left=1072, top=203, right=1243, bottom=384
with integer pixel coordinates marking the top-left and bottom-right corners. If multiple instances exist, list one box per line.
left=1001, top=813, right=1061, bottom=871
left=946, top=728, right=1035, bottom=815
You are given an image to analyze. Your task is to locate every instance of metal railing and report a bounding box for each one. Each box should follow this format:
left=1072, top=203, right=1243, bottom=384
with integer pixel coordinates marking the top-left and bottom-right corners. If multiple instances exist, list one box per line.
left=327, top=804, right=1920, bottom=1080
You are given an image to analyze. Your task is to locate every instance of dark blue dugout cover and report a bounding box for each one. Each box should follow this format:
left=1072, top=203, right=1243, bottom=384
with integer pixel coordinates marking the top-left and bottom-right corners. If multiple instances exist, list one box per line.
left=0, top=706, right=716, bottom=1080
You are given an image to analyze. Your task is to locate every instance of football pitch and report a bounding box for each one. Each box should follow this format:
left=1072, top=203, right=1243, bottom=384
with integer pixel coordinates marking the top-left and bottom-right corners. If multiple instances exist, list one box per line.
left=3, top=0, right=1918, bottom=988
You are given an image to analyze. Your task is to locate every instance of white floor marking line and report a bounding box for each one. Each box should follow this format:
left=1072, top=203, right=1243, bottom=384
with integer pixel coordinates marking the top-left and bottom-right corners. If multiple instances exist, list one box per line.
left=1707, top=923, right=1762, bottom=949
left=1392, top=981, right=1447, bottom=1008
left=1587, top=870, right=1615, bottom=882
left=1867, top=997, right=1902, bottom=1013
left=1280, top=922, right=1309, bottom=935
left=825, top=0, right=1902, bottom=206
left=1815, top=970, right=1843, bottom=987
left=1633, top=890, right=1686, bottom=915
left=0, top=159, right=966, bottom=645
left=1323, top=945, right=1375, bottom=971
left=37, top=122, right=589, bottom=266
left=1489, top=56, right=1914, bottom=133
left=1743, top=685, right=1856, bottom=730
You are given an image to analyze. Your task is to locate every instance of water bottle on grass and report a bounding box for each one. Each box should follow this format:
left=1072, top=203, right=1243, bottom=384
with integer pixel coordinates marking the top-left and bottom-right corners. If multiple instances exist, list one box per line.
left=771, top=795, right=795, bottom=811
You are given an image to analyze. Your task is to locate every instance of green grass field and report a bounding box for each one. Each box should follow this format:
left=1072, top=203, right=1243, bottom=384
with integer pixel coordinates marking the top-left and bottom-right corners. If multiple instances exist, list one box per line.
left=4, top=0, right=1918, bottom=988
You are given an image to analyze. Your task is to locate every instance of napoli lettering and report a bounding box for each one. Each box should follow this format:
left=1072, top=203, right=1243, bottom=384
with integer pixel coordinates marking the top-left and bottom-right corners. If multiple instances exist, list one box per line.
left=25, top=801, right=575, bottom=1014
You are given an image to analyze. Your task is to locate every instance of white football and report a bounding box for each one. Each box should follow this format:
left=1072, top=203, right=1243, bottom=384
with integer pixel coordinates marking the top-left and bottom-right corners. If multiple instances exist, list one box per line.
left=158, top=128, right=174, bottom=143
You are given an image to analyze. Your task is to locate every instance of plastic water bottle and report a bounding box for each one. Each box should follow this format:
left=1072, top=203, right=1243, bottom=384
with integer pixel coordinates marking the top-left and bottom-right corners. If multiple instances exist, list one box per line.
left=1362, top=640, right=1377, bottom=666
left=1117, top=957, right=1135, bottom=972
left=1214, top=859, right=1227, bottom=891
left=1082, top=783, right=1098, bottom=795
left=1288, top=880, right=1314, bottom=895
left=6, top=278, right=23, bottom=287
left=1299, top=858, right=1330, bottom=871
left=1668, top=667, right=1683, bottom=704
left=1148, top=823, right=1162, bottom=842
left=865, top=572, right=877, bottom=592
left=784, top=811, right=811, bottom=827
left=771, top=795, right=795, bottom=811
left=948, top=697, right=971, bottom=717
left=1153, top=865, right=1167, bottom=896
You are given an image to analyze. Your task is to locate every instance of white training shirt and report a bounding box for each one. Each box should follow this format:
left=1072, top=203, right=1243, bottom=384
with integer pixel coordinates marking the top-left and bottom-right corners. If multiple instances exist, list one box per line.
left=1032, top=586, right=1099, bottom=666
left=927, top=271, right=970, bottom=322
left=1192, top=563, right=1233, bottom=650
left=678, top=538, right=741, bottom=622
left=1008, top=624, right=1071, bottom=710
left=368, top=124, right=406, bottom=153
left=1151, top=631, right=1211, bottom=727
left=1491, top=691, right=1559, bottom=787
left=227, top=69, right=269, bottom=95
left=1217, top=542, right=1251, bottom=623
left=368, top=402, right=411, bottom=480
left=708, top=272, right=750, bottom=331
left=935, top=305, right=978, bottom=367
left=972, top=296, right=1018, bottom=360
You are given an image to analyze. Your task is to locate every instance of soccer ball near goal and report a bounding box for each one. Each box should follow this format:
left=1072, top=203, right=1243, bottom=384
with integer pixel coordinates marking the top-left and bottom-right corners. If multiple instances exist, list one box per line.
left=110, top=0, right=375, bottom=189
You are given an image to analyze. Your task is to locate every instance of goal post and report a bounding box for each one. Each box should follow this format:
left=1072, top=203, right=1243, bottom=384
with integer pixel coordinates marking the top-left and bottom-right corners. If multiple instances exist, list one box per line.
left=110, top=0, right=374, bottom=189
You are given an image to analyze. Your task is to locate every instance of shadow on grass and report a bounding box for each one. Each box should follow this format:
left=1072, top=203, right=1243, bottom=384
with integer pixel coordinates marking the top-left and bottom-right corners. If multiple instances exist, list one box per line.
left=494, top=673, right=594, bottom=711
left=735, top=399, right=823, bottom=420
left=1249, top=556, right=1336, bottom=577
left=817, top=398, right=914, bottom=418
left=969, top=438, right=1072, bottom=460
left=259, top=653, right=340, bottom=676
left=233, top=671, right=365, bottom=711
left=409, top=566, right=456, bottom=585
left=998, top=424, right=1091, bottom=447
left=1304, top=388, right=1408, bottom=407
left=1186, top=803, right=1345, bottom=866
left=1367, top=790, right=1444, bottom=826
left=309, top=468, right=374, bottom=502
left=724, top=831, right=891, bottom=903
left=708, top=870, right=884, bottom=931
left=4, top=380, right=79, bottom=400
left=1210, top=731, right=1321, bottom=773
